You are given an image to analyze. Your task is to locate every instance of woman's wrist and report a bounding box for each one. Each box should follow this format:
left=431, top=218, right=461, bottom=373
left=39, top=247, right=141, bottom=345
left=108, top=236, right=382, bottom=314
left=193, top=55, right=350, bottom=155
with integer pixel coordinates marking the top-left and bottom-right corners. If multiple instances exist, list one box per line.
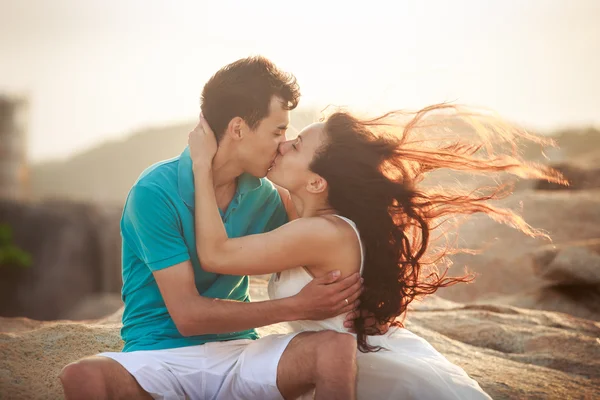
left=192, top=158, right=212, bottom=173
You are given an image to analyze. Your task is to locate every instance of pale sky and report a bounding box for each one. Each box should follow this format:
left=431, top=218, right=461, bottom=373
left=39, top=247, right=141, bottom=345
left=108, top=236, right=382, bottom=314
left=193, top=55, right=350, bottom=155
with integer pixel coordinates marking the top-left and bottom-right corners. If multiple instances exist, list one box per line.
left=1, top=0, right=599, bottom=161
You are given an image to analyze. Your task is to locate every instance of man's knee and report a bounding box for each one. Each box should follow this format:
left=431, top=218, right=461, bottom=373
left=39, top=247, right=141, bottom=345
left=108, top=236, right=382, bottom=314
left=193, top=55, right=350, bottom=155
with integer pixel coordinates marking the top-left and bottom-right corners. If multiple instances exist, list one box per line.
left=316, top=331, right=355, bottom=353
left=59, top=359, right=107, bottom=399
left=315, top=331, right=356, bottom=370
left=279, top=331, right=356, bottom=376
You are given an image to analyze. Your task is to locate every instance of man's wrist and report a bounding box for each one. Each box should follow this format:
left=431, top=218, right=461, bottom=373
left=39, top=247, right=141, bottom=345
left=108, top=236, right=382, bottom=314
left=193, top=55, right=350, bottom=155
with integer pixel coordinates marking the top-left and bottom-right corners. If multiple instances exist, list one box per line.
left=278, top=296, right=304, bottom=322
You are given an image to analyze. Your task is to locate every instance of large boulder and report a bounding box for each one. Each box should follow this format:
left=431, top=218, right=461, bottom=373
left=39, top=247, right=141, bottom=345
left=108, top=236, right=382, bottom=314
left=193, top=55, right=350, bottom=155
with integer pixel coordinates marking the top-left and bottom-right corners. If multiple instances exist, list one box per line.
left=1, top=299, right=599, bottom=399
left=530, top=240, right=600, bottom=285
left=482, top=239, right=600, bottom=321
left=0, top=199, right=122, bottom=320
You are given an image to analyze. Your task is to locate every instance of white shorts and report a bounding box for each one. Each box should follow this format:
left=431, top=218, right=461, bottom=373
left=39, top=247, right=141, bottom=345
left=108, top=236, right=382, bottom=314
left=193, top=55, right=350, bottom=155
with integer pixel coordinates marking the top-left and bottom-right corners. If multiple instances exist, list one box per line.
left=98, top=332, right=300, bottom=400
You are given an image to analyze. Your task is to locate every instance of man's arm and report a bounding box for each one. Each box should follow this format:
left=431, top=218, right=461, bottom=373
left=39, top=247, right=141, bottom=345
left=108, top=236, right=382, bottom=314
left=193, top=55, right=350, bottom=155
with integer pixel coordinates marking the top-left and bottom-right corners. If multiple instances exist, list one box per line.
left=122, top=183, right=361, bottom=337
left=154, top=261, right=361, bottom=336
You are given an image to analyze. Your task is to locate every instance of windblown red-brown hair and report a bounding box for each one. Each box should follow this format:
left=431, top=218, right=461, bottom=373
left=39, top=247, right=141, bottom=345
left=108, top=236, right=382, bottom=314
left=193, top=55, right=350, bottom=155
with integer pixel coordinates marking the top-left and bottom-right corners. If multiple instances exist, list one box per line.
left=310, top=104, right=565, bottom=352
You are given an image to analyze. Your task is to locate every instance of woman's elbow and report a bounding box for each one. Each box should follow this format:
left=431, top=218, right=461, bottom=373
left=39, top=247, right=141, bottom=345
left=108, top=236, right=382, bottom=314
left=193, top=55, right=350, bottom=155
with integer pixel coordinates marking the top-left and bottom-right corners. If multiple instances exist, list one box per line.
left=198, top=252, right=223, bottom=273
left=200, top=261, right=219, bottom=273
left=199, top=243, right=233, bottom=273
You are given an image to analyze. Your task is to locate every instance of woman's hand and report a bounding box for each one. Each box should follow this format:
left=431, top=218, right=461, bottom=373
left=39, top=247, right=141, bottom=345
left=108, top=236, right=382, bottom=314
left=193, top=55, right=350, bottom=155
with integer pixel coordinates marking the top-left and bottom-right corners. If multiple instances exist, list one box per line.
left=188, top=114, right=218, bottom=170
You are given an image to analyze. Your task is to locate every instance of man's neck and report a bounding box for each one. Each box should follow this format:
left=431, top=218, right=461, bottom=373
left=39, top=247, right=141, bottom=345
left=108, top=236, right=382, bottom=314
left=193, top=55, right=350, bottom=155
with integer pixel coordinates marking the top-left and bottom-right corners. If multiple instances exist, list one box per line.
left=211, top=143, right=244, bottom=211
left=211, top=142, right=243, bottom=188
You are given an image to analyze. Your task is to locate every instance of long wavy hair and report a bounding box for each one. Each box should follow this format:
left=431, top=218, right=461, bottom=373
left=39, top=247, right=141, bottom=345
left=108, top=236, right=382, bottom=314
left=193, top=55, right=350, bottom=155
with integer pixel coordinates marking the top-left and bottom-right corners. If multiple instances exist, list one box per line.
left=309, top=103, right=565, bottom=352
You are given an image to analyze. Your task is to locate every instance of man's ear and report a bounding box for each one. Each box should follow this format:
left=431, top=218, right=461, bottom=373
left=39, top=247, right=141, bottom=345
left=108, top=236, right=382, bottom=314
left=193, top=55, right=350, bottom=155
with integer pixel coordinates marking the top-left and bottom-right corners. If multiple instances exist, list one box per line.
left=306, top=175, right=328, bottom=194
left=225, top=117, right=245, bottom=141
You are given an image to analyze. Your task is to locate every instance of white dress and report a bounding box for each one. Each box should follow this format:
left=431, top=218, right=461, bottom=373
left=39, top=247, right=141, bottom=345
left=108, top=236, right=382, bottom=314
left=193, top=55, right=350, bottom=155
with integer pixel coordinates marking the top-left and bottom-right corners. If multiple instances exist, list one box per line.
left=268, top=215, right=492, bottom=400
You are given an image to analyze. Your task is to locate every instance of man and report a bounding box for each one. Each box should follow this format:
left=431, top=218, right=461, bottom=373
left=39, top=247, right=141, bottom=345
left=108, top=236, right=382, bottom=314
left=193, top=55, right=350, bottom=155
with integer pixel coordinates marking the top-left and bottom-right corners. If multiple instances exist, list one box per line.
left=59, top=56, right=363, bottom=399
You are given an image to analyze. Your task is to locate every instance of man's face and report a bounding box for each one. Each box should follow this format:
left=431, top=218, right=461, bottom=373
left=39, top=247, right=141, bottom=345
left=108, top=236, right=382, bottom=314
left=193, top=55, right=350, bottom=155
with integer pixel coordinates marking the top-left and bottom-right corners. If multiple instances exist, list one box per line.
left=238, top=96, right=290, bottom=178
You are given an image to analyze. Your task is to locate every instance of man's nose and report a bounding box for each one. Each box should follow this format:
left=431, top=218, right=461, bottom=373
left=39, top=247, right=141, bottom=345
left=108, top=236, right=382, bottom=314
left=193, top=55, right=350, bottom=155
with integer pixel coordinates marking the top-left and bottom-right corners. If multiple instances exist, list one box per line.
left=278, top=140, right=293, bottom=155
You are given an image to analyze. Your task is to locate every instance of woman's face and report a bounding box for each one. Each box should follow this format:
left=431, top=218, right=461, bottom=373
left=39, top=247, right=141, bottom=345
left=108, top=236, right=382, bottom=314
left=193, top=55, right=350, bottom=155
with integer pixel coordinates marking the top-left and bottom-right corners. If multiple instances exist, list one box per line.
left=266, top=122, right=326, bottom=192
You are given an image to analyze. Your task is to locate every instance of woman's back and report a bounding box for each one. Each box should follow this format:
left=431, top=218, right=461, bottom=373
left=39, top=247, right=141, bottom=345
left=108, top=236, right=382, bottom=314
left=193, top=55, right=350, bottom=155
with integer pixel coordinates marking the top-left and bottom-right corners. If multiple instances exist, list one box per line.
left=267, top=215, right=492, bottom=400
left=268, top=214, right=364, bottom=332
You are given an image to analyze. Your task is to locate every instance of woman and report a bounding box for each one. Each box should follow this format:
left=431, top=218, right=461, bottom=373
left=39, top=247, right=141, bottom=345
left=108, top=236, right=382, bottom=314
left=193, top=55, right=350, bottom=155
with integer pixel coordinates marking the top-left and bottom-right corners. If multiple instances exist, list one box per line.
left=188, top=104, right=560, bottom=399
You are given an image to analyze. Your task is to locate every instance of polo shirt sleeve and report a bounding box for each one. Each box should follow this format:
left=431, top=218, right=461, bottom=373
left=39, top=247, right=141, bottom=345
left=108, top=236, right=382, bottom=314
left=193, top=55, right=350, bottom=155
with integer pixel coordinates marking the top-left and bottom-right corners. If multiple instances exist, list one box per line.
left=264, top=190, right=289, bottom=232
left=121, top=185, right=190, bottom=271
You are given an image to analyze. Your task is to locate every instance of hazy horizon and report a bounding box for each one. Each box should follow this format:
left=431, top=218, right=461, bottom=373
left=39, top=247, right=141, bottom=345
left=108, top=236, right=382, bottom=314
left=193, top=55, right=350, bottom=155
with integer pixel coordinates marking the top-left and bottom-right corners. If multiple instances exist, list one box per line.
left=1, top=0, right=599, bottom=162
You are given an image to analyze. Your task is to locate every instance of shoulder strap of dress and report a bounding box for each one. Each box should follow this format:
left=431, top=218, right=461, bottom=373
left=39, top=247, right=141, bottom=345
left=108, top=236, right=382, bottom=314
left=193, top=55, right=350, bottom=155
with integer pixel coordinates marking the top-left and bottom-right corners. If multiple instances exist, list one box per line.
left=330, top=214, right=365, bottom=275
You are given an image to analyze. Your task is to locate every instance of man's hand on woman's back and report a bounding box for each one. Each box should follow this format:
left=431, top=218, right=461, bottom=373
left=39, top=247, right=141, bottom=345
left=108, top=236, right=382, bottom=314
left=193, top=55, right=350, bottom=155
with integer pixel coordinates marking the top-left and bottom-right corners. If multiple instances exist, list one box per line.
left=290, top=271, right=363, bottom=321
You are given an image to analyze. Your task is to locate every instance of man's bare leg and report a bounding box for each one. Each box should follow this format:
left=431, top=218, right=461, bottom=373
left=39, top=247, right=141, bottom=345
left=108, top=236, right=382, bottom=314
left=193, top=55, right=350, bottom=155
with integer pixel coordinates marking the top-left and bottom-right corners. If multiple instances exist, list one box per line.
left=277, top=331, right=357, bottom=400
left=61, top=332, right=357, bottom=400
left=59, top=356, right=152, bottom=400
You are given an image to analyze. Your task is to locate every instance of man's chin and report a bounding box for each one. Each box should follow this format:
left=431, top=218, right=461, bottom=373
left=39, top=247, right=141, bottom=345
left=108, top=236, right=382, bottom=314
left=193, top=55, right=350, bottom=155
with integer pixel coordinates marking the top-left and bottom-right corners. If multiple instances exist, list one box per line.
left=266, top=169, right=281, bottom=185
left=248, top=170, right=268, bottom=179
left=244, top=166, right=269, bottom=179
left=263, top=164, right=277, bottom=179
left=259, top=167, right=272, bottom=178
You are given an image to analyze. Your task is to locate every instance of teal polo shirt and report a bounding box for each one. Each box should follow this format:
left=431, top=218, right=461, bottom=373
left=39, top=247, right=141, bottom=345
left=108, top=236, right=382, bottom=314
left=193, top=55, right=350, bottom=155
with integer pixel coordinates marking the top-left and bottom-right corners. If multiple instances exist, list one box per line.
left=119, top=147, right=288, bottom=352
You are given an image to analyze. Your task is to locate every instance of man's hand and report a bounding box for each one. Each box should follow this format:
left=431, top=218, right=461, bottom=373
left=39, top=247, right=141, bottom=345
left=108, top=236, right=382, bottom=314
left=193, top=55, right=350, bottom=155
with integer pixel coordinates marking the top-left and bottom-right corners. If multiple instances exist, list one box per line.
left=343, top=309, right=391, bottom=335
left=291, top=271, right=363, bottom=321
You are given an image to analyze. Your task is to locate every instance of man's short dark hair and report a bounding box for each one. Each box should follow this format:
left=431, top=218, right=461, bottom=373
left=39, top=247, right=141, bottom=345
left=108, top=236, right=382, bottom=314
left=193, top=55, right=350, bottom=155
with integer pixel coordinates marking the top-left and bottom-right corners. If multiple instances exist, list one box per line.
left=201, top=56, right=300, bottom=141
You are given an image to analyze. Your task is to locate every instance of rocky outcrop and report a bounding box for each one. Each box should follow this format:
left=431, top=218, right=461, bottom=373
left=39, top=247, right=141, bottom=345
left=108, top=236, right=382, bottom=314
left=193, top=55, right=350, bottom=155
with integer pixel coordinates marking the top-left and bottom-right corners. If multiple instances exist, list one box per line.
left=0, top=199, right=122, bottom=320
left=482, top=239, right=600, bottom=321
left=1, top=298, right=598, bottom=399
left=484, top=284, right=600, bottom=322
left=438, top=189, right=600, bottom=304
left=405, top=303, right=600, bottom=399
left=531, top=239, right=600, bottom=285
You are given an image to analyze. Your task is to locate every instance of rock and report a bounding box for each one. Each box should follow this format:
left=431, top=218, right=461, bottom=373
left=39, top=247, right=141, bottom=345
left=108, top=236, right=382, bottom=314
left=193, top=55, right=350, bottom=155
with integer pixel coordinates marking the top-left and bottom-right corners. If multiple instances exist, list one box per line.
left=535, top=163, right=600, bottom=191
left=61, top=293, right=124, bottom=321
left=2, top=301, right=600, bottom=399
left=483, top=284, right=600, bottom=322
left=480, top=239, right=600, bottom=321
left=405, top=304, right=600, bottom=399
left=437, top=190, right=600, bottom=303
left=0, top=313, right=123, bottom=399
left=531, top=240, right=600, bottom=285
left=0, top=199, right=122, bottom=320
left=408, top=294, right=463, bottom=311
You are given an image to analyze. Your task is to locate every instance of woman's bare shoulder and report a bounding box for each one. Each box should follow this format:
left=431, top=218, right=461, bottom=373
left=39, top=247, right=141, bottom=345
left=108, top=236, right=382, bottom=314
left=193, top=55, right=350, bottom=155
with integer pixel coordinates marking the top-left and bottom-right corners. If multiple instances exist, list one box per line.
left=302, top=215, right=362, bottom=279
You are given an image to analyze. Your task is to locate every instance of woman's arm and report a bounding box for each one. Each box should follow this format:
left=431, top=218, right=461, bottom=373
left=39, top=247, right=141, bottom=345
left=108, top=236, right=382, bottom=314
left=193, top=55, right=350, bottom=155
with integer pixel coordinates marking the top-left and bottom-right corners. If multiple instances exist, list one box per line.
left=193, top=165, right=340, bottom=275
left=188, top=116, right=341, bottom=276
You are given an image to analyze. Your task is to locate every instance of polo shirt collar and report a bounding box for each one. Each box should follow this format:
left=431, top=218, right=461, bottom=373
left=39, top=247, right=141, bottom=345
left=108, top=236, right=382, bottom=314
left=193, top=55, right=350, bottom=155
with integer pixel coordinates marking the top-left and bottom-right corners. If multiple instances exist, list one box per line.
left=178, top=146, right=262, bottom=209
